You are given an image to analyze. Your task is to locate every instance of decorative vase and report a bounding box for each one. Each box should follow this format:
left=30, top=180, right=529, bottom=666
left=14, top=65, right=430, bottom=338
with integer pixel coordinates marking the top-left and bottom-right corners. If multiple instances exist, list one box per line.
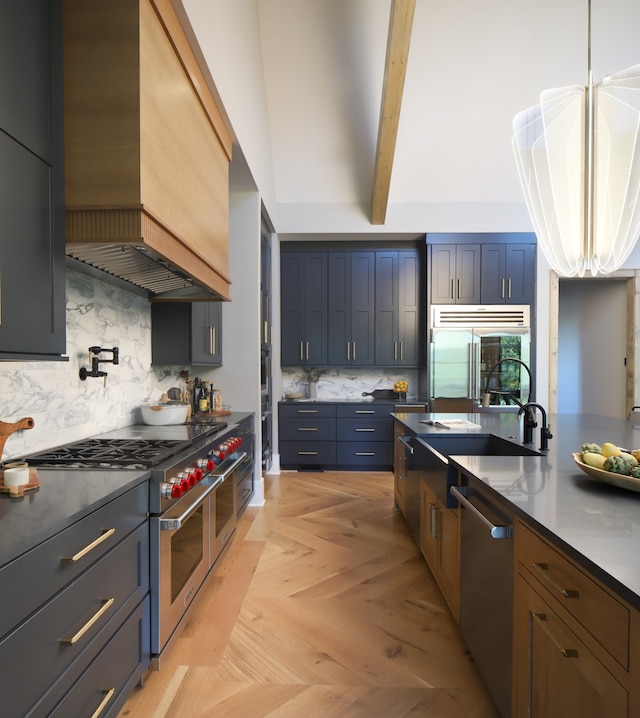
left=308, top=382, right=317, bottom=399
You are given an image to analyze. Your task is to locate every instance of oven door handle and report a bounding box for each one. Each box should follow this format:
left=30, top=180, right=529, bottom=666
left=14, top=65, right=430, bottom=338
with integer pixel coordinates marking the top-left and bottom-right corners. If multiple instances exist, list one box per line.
left=159, top=477, right=223, bottom=531
left=209, top=451, right=248, bottom=482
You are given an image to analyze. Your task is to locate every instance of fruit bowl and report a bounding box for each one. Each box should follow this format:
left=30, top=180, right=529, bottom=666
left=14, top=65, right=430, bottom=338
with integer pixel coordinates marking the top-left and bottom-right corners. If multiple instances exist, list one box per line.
left=572, top=453, right=640, bottom=493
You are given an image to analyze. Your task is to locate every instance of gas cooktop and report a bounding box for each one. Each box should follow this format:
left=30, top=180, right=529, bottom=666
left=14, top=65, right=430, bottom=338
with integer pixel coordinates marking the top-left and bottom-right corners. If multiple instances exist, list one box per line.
left=24, top=437, right=192, bottom=470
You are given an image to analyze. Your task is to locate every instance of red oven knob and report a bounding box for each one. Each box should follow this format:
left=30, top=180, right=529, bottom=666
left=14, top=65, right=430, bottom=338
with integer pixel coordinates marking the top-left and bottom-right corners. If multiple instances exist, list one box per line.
left=193, top=466, right=203, bottom=481
left=207, top=458, right=216, bottom=470
left=187, top=470, right=197, bottom=488
left=163, top=481, right=183, bottom=499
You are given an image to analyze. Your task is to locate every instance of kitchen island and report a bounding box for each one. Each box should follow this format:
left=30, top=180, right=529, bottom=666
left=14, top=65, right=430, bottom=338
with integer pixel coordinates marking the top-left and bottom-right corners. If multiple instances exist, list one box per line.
left=393, top=410, right=640, bottom=718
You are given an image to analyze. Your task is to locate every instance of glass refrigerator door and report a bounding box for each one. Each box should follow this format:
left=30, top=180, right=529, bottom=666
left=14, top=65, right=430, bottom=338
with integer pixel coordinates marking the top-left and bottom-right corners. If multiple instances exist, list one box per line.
left=431, top=329, right=477, bottom=399
left=476, top=329, right=531, bottom=405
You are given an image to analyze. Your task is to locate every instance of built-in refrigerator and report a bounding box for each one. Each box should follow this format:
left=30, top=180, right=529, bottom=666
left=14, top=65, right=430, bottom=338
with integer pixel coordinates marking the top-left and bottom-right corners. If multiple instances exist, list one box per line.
left=430, top=305, right=532, bottom=407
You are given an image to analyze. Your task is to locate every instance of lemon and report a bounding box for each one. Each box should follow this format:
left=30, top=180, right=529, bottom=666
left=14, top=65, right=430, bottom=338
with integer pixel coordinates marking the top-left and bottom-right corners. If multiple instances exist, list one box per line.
left=601, top=442, right=622, bottom=458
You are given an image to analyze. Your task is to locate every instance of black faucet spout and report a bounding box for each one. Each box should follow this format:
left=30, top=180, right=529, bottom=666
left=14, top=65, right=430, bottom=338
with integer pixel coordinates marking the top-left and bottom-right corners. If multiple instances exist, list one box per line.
left=518, top=402, right=552, bottom=451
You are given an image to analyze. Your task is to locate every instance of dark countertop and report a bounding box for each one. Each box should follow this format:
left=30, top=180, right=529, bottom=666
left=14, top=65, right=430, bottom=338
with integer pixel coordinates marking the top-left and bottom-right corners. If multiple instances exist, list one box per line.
left=280, top=397, right=427, bottom=405
left=392, top=411, right=640, bottom=609
left=0, top=412, right=253, bottom=569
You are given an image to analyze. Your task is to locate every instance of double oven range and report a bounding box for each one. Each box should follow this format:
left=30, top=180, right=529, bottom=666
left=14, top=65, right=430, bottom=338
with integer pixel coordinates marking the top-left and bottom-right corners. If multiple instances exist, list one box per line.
left=25, top=416, right=255, bottom=668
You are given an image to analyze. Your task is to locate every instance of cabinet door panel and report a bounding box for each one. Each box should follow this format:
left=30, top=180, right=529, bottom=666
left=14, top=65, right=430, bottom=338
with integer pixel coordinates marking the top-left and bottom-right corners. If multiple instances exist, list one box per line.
left=430, top=246, right=456, bottom=303
left=480, top=244, right=505, bottom=304
left=505, top=244, right=535, bottom=305
left=191, top=302, right=222, bottom=365
left=398, top=251, right=420, bottom=365
left=327, top=253, right=351, bottom=364
left=456, top=245, right=481, bottom=303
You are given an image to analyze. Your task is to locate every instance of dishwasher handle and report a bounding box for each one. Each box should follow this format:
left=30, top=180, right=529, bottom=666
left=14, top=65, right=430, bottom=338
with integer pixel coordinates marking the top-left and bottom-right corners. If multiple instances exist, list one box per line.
left=450, top=485, right=512, bottom=539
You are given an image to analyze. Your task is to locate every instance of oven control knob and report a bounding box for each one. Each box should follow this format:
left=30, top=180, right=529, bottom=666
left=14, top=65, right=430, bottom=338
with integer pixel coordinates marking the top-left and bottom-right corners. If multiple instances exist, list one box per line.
left=162, top=481, right=183, bottom=499
left=195, top=458, right=209, bottom=470
left=187, top=470, right=197, bottom=487
left=193, top=467, right=204, bottom=481
left=207, top=458, right=216, bottom=470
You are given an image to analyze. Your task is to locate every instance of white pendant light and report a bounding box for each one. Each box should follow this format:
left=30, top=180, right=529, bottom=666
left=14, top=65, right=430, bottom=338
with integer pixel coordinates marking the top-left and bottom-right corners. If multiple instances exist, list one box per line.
left=512, top=0, right=640, bottom=277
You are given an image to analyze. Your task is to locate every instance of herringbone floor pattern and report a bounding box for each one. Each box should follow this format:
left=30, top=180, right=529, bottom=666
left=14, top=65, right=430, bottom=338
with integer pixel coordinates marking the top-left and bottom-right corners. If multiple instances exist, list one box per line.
left=118, top=471, right=499, bottom=717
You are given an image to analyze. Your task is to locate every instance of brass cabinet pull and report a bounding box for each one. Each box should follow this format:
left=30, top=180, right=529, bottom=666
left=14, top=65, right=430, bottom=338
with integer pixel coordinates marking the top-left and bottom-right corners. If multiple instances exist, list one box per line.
left=532, top=613, right=579, bottom=657
left=61, top=528, right=116, bottom=564
left=208, top=326, right=216, bottom=354
left=60, top=598, right=115, bottom=646
left=429, top=503, right=438, bottom=539
left=90, top=688, right=116, bottom=718
left=297, top=409, right=318, bottom=414
left=533, top=562, right=580, bottom=598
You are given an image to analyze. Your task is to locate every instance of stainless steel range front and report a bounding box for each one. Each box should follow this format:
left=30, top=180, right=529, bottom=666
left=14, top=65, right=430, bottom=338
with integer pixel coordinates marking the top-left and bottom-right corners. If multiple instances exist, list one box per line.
left=25, top=417, right=255, bottom=668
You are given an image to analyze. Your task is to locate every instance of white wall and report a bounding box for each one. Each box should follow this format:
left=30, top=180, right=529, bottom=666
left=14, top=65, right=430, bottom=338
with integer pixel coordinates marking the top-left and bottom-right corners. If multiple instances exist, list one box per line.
left=557, top=280, right=627, bottom=418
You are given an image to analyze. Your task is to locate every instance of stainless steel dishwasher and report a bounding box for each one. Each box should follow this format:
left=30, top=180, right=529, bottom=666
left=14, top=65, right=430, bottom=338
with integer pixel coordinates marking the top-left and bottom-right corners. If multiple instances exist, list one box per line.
left=450, top=479, right=514, bottom=718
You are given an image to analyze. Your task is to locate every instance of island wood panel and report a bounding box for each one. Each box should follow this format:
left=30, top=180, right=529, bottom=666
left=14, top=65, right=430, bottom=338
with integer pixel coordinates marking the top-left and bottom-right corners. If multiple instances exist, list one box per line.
left=118, top=472, right=499, bottom=718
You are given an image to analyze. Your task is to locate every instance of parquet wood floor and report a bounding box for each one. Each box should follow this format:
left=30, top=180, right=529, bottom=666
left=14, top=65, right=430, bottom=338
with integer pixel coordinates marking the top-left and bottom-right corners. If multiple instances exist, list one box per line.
left=118, top=471, right=499, bottom=718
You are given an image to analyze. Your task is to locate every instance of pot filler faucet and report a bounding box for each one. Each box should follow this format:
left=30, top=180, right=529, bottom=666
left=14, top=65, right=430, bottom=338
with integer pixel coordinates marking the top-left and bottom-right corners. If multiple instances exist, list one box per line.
left=518, top=402, right=553, bottom=451
left=79, top=346, right=119, bottom=386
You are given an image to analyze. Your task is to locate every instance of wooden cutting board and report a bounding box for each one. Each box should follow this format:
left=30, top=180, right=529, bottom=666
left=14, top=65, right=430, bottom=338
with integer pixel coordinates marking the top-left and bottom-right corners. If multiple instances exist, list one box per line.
left=0, top=417, right=34, bottom=461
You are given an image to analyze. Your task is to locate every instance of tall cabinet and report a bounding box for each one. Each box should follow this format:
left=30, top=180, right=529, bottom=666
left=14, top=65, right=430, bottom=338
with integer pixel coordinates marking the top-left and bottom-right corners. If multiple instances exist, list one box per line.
left=280, top=252, right=328, bottom=366
left=261, top=217, right=273, bottom=471
left=0, top=0, right=66, bottom=359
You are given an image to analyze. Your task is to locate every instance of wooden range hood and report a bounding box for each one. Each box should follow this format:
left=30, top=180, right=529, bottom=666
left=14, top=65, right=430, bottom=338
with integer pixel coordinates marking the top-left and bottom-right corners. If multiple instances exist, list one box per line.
left=64, top=0, right=232, bottom=301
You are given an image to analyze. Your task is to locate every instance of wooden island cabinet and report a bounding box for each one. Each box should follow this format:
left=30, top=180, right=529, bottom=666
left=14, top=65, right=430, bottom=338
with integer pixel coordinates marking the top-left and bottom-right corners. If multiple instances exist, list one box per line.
left=513, top=520, right=640, bottom=718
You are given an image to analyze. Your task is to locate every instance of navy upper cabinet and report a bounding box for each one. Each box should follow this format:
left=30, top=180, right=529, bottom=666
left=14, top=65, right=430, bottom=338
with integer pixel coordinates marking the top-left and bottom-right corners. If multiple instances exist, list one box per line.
left=430, top=244, right=481, bottom=304
left=0, top=0, right=66, bottom=359
left=281, top=252, right=328, bottom=365
left=481, top=243, right=535, bottom=305
left=375, top=251, right=421, bottom=366
left=151, top=302, right=222, bottom=366
left=327, top=252, right=375, bottom=365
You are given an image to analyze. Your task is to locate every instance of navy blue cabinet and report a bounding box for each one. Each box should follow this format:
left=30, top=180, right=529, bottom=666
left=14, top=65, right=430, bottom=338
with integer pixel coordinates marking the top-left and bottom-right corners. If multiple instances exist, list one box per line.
left=327, top=252, right=375, bottom=365
left=481, top=243, right=535, bottom=305
left=281, top=252, right=328, bottom=365
left=374, top=251, right=422, bottom=366
left=151, top=302, right=222, bottom=366
left=430, top=244, right=481, bottom=304
left=0, top=0, right=66, bottom=359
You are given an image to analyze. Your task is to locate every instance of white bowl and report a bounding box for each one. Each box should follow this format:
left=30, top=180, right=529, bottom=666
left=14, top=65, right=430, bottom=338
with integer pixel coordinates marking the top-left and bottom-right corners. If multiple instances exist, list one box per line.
left=141, top=403, right=189, bottom=425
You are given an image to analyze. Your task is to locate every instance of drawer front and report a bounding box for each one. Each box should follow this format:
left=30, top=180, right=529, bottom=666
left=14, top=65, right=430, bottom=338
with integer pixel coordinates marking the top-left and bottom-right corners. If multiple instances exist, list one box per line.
left=279, top=403, right=336, bottom=418
left=0, top=524, right=149, bottom=718
left=517, top=522, right=630, bottom=669
left=280, top=441, right=336, bottom=467
left=0, top=481, right=147, bottom=641
left=336, top=442, right=393, bottom=467
left=336, top=403, right=393, bottom=418
left=49, top=596, right=150, bottom=718
left=336, top=417, right=393, bottom=442
left=280, top=417, right=336, bottom=442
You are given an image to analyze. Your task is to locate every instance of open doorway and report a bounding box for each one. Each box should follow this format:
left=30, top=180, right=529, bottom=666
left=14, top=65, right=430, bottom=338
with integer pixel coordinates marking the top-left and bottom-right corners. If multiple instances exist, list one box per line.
left=557, top=279, right=628, bottom=417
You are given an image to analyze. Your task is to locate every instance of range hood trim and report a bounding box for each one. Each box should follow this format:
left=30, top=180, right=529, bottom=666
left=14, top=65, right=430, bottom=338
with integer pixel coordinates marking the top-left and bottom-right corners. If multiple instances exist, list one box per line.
left=65, top=207, right=231, bottom=301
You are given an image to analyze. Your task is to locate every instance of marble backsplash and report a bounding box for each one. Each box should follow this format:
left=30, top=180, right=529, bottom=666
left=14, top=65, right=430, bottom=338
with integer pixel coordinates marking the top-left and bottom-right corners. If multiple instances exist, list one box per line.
left=0, top=268, right=189, bottom=461
left=282, top=367, right=420, bottom=401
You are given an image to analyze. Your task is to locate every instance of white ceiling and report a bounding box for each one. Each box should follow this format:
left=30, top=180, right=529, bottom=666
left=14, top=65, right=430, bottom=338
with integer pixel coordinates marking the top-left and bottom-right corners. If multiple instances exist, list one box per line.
left=183, top=0, right=640, bottom=233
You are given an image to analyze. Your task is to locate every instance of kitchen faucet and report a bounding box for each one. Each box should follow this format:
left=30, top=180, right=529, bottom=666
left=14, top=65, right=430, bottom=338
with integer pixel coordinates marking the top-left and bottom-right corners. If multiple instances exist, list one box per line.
left=483, top=358, right=532, bottom=406
left=517, top=402, right=552, bottom=451
left=79, top=346, right=120, bottom=384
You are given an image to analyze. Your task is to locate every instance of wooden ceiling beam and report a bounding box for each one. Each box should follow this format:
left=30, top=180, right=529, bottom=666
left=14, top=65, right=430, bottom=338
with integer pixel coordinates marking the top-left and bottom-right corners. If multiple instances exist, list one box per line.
left=371, top=0, right=416, bottom=225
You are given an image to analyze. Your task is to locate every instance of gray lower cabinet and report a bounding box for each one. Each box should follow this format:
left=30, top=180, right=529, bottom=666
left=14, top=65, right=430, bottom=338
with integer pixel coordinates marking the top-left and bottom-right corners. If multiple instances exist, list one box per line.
left=0, top=482, right=150, bottom=718
left=279, top=402, right=393, bottom=470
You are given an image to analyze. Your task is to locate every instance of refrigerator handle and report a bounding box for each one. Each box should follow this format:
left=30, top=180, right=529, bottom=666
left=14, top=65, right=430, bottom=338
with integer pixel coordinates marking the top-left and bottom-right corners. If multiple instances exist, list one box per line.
left=470, top=341, right=479, bottom=401
left=468, top=342, right=474, bottom=399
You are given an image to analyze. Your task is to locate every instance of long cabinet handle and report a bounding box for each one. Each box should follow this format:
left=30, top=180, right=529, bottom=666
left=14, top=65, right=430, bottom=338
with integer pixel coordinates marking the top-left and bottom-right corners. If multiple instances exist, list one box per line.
left=450, top=486, right=512, bottom=539
left=532, top=613, right=579, bottom=658
left=347, top=341, right=350, bottom=361
left=508, top=277, right=512, bottom=299
left=297, top=427, right=318, bottom=431
left=355, top=452, right=375, bottom=456
left=355, top=428, right=375, bottom=432
left=429, top=503, right=438, bottom=539
left=533, top=562, right=580, bottom=598
left=450, top=278, right=454, bottom=299
left=306, top=341, right=309, bottom=360
left=298, top=451, right=318, bottom=455
left=60, top=598, right=115, bottom=646
left=355, top=410, right=375, bottom=414
left=457, top=278, right=461, bottom=299
left=208, top=325, right=216, bottom=354
left=90, top=688, right=116, bottom=718
left=501, top=277, right=505, bottom=299
left=300, top=341, right=304, bottom=361
left=61, top=528, right=116, bottom=564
